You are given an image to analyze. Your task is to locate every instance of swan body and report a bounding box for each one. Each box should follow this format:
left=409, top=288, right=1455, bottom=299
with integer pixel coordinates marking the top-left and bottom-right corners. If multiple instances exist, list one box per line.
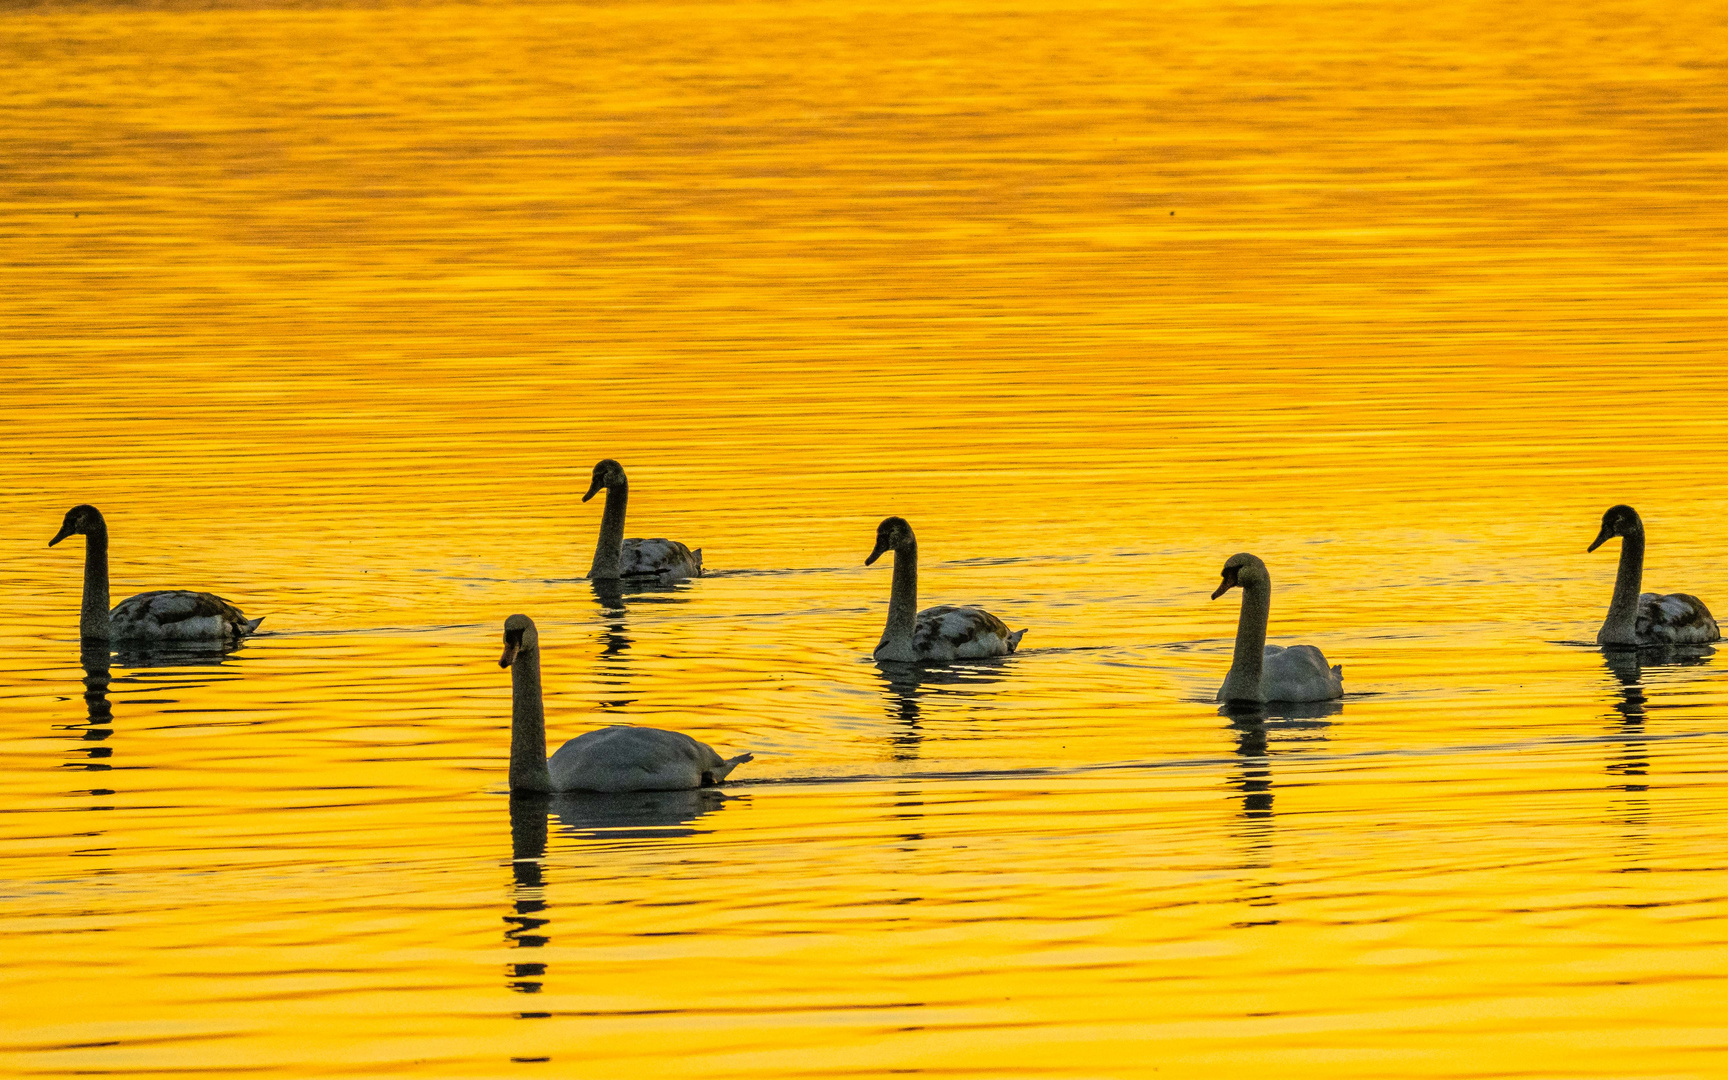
left=49, top=504, right=263, bottom=643
left=1588, top=505, right=1718, bottom=646
left=865, top=517, right=1027, bottom=663
left=500, top=614, right=750, bottom=793
left=110, top=590, right=263, bottom=642
left=583, top=459, right=702, bottom=581
left=619, top=537, right=703, bottom=580
left=1212, top=553, right=1342, bottom=704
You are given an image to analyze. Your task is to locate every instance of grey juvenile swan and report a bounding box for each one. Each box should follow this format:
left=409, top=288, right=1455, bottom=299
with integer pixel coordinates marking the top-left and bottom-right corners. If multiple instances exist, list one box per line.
left=1212, top=553, right=1342, bottom=704
left=1588, top=505, right=1719, bottom=646
left=582, top=459, right=702, bottom=581
left=865, top=516, right=1027, bottom=662
left=499, top=614, right=751, bottom=792
left=49, top=504, right=263, bottom=643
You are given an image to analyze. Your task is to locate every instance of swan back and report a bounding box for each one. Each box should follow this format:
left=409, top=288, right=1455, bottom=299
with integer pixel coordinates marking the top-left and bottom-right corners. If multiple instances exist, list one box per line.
left=621, top=538, right=702, bottom=580
left=548, top=726, right=752, bottom=793
left=876, top=604, right=1025, bottom=662
left=1258, top=644, right=1344, bottom=703
left=1636, top=592, right=1719, bottom=645
left=110, top=590, right=262, bottom=642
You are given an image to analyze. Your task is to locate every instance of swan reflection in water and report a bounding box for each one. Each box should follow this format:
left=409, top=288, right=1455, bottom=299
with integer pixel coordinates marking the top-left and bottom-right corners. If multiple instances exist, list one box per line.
left=874, top=658, right=1014, bottom=762
left=502, top=787, right=735, bottom=997
left=1218, top=699, right=1338, bottom=890
left=65, top=641, right=115, bottom=777
left=1599, top=644, right=1714, bottom=867
left=586, top=578, right=694, bottom=714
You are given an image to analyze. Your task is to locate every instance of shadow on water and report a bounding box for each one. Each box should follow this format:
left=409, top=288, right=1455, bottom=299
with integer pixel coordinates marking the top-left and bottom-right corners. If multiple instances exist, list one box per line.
left=502, top=788, right=734, bottom=999
left=1599, top=644, right=1715, bottom=870
left=1217, top=700, right=1339, bottom=901
left=874, top=658, right=1015, bottom=763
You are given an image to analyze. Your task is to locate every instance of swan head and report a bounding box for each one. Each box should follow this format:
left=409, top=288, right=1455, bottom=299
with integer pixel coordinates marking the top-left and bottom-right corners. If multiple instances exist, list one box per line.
left=1211, top=552, right=1268, bottom=599
left=1588, top=504, right=1642, bottom=553
left=499, top=614, right=539, bottom=668
left=865, top=516, right=916, bottom=566
left=49, top=504, right=104, bottom=547
left=582, top=459, right=627, bottom=502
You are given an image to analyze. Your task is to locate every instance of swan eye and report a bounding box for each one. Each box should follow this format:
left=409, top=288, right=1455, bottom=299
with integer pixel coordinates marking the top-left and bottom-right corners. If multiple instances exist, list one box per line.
left=504, top=628, right=524, bottom=646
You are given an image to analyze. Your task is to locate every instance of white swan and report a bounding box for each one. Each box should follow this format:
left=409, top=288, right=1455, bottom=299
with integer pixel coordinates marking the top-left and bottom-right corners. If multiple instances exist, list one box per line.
left=49, top=504, right=263, bottom=643
left=582, top=459, right=702, bottom=581
left=1588, top=504, right=1719, bottom=646
left=864, top=516, right=1027, bottom=663
left=1212, top=552, right=1342, bottom=704
left=499, top=614, right=751, bottom=793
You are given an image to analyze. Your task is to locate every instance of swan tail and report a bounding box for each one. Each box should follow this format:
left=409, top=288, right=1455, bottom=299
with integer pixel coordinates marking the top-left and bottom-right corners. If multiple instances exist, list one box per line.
left=692, top=547, right=703, bottom=575
left=706, top=751, right=753, bottom=784
left=1332, top=664, right=1343, bottom=682
left=241, top=616, right=264, bottom=635
left=1007, top=628, right=1028, bottom=653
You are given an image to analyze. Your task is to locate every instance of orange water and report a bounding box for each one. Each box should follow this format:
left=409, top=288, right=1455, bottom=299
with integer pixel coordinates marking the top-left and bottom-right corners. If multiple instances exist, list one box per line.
left=2, top=0, right=1727, bottom=1075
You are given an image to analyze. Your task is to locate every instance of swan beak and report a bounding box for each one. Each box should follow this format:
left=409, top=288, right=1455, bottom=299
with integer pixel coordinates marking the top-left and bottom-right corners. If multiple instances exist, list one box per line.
left=1211, top=567, right=1239, bottom=600
left=1587, top=528, right=1612, bottom=553
left=499, top=641, right=519, bottom=669
left=865, top=541, right=889, bottom=566
left=48, top=525, right=73, bottom=547
left=582, top=478, right=604, bottom=503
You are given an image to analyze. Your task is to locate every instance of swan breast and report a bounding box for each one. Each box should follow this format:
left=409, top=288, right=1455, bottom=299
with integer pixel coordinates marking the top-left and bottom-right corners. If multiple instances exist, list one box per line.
left=620, top=538, right=702, bottom=581
left=109, top=590, right=263, bottom=642
left=887, top=604, right=1027, bottom=662
left=1636, top=592, right=1719, bottom=645
left=547, top=725, right=741, bottom=793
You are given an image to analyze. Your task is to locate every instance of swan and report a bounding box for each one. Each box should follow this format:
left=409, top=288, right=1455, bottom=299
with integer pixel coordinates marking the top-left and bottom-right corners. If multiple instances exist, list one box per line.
left=49, top=504, right=263, bottom=643
left=582, top=459, right=702, bottom=581
left=499, top=614, right=751, bottom=792
left=1212, top=552, right=1342, bottom=704
left=864, top=516, right=1027, bottom=662
left=1588, top=504, right=1719, bottom=646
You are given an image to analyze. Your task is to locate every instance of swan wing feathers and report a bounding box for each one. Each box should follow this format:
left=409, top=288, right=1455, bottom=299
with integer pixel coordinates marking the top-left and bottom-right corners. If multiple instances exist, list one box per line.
left=1636, top=592, right=1720, bottom=644
left=620, top=538, right=702, bottom=580
left=910, top=605, right=1026, bottom=661
left=548, top=725, right=750, bottom=793
left=1261, top=643, right=1344, bottom=703
left=109, top=590, right=262, bottom=641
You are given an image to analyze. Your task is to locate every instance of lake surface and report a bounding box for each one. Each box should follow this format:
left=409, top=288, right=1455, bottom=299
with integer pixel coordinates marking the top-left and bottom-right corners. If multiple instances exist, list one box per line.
left=3, top=0, right=1727, bottom=1075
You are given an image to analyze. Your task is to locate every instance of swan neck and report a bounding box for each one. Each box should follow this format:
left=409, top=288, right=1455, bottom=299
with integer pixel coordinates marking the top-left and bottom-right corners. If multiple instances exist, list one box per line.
left=884, top=541, right=919, bottom=647
left=1601, top=528, right=1645, bottom=644
left=80, top=521, right=111, bottom=641
left=510, top=649, right=552, bottom=792
left=589, top=483, right=628, bottom=579
left=1222, top=577, right=1270, bottom=700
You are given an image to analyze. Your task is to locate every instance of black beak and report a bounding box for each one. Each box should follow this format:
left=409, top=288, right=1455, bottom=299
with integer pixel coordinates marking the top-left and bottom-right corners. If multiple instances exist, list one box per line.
left=1587, top=527, right=1612, bottom=553
left=865, top=540, right=889, bottom=566
left=499, top=641, right=519, bottom=668
left=48, top=525, right=73, bottom=547
left=1211, top=568, right=1238, bottom=600
left=582, top=478, right=604, bottom=503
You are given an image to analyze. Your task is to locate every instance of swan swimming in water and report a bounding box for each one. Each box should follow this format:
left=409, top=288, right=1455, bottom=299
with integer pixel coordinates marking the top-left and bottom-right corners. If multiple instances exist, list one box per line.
left=864, top=516, right=1027, bottom=662
left=582, top=459, right=702, bottom=582
left=1212, top=552, right=1342, bottom=704
left=49, top=504, right=263, bottom=643
left=1588, top=504, right=1719, bottom=646
left=499, top=614, right=751, bottom=793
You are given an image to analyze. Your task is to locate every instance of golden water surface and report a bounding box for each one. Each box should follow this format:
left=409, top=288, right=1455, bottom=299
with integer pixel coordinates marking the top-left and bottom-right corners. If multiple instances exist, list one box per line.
left=3, top=0, right=1727, bottom=1075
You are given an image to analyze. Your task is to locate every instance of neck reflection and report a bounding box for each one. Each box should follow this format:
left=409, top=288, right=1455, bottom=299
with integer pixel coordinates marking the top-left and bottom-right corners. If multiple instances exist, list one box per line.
left=505, top=794, right=551, bottom=998
left=1218, top=700, right=1337, bottom=886
left=500, top=788, right=735, bottom=999
left=589, top=580, right=634, bottom=713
